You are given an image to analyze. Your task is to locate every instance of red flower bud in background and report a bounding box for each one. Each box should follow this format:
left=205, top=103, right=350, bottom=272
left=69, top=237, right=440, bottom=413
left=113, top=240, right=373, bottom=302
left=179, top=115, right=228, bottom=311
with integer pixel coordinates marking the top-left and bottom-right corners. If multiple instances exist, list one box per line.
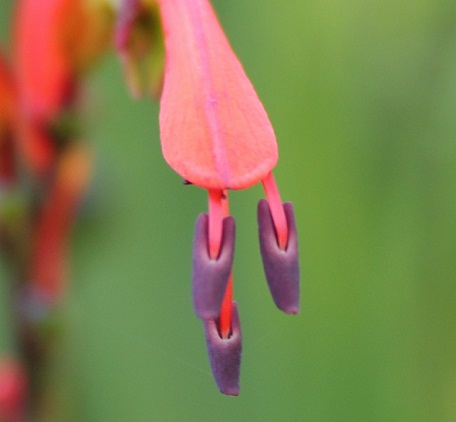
left=0, top=359, right=27, bottom=422
left=31, top=144, right=93, bottom=303
left=13, top=0, right=113, bottom=175
left=1, top=2, right=111, bottom=417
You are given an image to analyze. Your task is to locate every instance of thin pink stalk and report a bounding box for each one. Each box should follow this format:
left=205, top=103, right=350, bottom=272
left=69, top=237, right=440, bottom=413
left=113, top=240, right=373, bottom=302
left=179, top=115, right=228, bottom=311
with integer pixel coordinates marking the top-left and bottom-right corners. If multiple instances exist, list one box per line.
left=262, top=172, right=288, bottom=250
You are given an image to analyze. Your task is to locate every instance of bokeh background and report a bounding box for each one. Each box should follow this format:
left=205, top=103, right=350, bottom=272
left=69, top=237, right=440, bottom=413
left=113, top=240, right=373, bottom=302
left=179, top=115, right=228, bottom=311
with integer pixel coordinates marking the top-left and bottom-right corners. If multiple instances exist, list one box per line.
left=1, top=0, right=456, bottom=421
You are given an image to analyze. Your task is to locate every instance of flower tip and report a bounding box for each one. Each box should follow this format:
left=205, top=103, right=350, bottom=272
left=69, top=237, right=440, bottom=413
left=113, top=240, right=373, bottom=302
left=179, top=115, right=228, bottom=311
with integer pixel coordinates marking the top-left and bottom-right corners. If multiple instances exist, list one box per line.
left=192, top=214, right=235, bottom=319
left=204, top=302, right=242, bottom=395
left=285, top=306, right=300, bottom=315
left=222, top=387, right=239, bottom=397
left=257, top=199, right=300, bottom=314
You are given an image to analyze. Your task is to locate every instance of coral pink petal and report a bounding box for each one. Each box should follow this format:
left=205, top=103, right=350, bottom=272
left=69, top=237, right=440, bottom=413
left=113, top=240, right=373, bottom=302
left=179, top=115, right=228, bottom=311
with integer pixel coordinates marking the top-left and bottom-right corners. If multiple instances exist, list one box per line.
left=158, top=0, right=277, bottom=189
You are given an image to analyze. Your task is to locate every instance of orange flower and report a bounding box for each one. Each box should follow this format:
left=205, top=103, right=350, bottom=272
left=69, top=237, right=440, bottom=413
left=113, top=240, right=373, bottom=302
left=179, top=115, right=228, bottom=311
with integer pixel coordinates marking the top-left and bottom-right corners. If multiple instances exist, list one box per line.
left=117, top=0, right=300, bottom=395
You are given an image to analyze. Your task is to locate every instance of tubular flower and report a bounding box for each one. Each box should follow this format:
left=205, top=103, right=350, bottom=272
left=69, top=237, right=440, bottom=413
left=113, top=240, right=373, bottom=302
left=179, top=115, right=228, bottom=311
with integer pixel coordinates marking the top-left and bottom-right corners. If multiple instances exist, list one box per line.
left=13, top=0, right=113, bottom=174
left=116, top=0, right=300, bottom=395
left=0, top=3, right=110, bottom=418
left=31, top=144, right=93, bottom=303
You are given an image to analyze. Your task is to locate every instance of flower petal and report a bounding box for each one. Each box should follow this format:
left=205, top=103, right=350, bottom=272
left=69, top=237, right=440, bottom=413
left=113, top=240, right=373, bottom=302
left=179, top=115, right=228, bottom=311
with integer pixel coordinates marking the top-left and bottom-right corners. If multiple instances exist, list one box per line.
left=158, top=0, right=277, bottom=189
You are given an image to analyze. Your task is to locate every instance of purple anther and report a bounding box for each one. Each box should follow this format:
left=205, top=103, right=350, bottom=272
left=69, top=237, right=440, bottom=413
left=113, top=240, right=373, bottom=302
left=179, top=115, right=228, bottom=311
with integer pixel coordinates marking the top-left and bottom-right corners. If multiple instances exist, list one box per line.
left=257, top=199, right=300, bottom=314
left=192, top=214, right=235, bottom=320
left=204, top=302, right=242, bottom=396
left=115, top=0, right=142, bottom=53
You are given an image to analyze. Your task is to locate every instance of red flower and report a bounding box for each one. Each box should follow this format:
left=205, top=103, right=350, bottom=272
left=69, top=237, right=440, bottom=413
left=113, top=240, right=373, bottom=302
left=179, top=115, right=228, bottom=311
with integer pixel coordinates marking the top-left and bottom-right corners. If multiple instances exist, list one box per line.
left=13, top=0, right=112, bottom=174
left=117, top=0, right=300, bottom=395
left=13, top=0, right=74, bottom=174
left=0, top=358, right=26, bottom=422
left=31, top=145, right=92, bottom=303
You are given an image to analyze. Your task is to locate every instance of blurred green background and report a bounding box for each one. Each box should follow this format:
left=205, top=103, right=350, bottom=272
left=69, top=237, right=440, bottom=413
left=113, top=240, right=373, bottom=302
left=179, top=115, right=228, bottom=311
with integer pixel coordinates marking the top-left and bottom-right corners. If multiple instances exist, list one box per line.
left=1, top=0, right=456, bottom=421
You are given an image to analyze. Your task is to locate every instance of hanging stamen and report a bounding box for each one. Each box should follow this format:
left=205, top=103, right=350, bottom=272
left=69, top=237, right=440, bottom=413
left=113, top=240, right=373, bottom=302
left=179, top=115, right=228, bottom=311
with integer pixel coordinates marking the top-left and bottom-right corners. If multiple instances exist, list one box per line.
left=192, top=214, right=235, bottom=320
left=257, top=199, right=300, bottom=314
left=203, top=301, right=242, bottom=395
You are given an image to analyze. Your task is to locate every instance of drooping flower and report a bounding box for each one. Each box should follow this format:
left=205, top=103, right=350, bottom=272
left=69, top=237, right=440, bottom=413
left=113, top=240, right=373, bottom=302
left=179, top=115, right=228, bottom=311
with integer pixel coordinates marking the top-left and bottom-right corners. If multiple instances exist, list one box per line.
left=11, top=0, right=109, bottom=304
left=116, top=0, right=300, bottom=395
left=31, top=144, right=93, bottom=303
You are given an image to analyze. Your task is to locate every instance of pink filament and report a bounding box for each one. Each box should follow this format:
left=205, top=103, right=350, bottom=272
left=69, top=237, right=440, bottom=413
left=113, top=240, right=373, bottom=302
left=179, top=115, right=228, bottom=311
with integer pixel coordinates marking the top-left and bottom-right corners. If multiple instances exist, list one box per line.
left=208, top=189, right=224, bottom=259
left=262, top=172, right=288, bottom=250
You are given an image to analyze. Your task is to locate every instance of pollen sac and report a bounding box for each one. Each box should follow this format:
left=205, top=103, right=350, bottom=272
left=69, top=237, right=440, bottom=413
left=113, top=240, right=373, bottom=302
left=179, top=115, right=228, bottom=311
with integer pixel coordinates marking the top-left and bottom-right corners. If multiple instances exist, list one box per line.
left=192, top=214, right=235, bottom=320
left=257, top=199, right=300, bottom=314
left=203, top=302, right=242, bottom=396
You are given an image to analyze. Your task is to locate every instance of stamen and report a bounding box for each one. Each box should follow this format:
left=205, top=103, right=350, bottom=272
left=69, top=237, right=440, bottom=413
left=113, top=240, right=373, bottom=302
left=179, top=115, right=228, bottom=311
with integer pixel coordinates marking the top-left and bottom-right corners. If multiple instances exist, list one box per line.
left=192, top=214, right=235, bottom=320
left=203, top=301, right=242, bottom=396
left=258, top=199, right=300, bottom=314
left=261, top=172, right=288, bottom=250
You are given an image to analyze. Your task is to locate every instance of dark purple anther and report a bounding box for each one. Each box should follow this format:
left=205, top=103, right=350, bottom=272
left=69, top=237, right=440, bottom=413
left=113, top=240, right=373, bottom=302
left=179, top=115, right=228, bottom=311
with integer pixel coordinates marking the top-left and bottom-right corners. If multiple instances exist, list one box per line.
left=192, top=214, right=235, bottom=320
left=257, top=199, right=300, bottom=314
left=204, top=302, right=242, bottom=396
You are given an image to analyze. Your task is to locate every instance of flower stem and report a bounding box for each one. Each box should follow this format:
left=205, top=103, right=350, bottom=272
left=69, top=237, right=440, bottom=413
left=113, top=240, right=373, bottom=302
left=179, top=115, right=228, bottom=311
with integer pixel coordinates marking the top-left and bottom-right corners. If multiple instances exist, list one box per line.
left=261, top=172, right=288, bottom=250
